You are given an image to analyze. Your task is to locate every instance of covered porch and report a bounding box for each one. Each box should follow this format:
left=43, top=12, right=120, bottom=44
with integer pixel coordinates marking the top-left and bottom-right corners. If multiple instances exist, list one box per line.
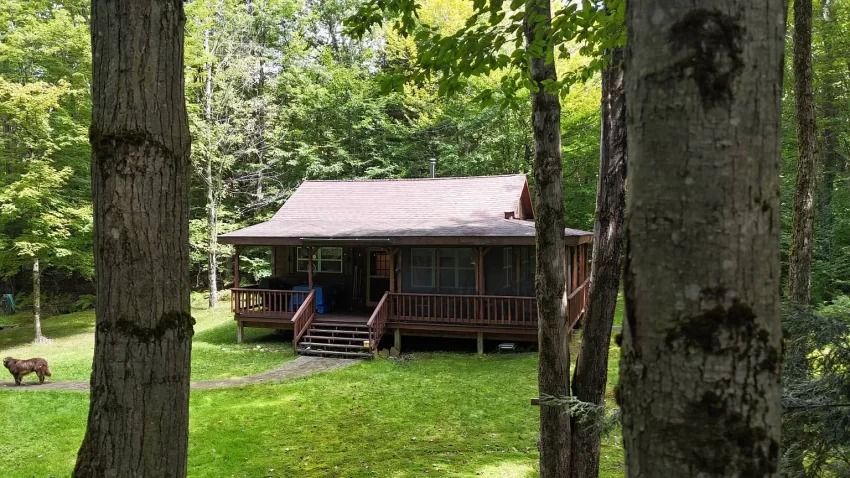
left=230, top=278, right=589, bottom=356
left=225, top=235, right=590, bottom=357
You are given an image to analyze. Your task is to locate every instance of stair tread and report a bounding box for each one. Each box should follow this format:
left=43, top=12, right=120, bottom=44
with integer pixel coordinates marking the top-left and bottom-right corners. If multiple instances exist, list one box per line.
left=300, top=341, right=371, bottom=349
left=298, top=348, right=373, bottom=359
left=307, top=328, right=370, bottom=335
left=302, top=335, right=369, bottom=342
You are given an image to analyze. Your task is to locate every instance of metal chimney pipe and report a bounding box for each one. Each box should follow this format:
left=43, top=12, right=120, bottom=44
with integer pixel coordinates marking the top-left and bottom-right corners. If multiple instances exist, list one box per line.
left=429, top=158, right=437, bottom=178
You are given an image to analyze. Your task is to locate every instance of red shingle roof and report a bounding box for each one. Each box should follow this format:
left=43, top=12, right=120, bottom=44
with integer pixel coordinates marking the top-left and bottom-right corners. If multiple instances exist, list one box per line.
left=219, top=175, right=591, bottom=245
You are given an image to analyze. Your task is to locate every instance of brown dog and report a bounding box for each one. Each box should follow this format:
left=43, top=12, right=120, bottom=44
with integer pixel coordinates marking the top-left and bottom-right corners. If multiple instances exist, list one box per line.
left=3, top=357, right=52, bottom=385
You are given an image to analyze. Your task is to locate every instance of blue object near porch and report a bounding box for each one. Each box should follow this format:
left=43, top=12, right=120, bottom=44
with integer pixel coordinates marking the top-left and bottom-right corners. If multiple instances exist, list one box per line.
left=1, top=294, right=15, bottom=315
left=292, top=285, right=333, bottom=314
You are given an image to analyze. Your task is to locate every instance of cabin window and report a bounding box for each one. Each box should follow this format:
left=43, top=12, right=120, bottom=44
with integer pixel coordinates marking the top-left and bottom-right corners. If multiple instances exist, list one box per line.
left=411, top=248, right=436, bottom=287
left=296, top=247, right=343, bottom=273
left=410, top=248, right=475, bottom=291
left=439, top=248, right=475, bottom=290
left=503, top=247, right=513, bottom=287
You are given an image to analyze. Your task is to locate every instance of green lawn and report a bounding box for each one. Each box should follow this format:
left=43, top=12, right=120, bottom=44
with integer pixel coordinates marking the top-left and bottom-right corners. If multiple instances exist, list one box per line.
left=0, top=298, right=625, bottom=477
left=0, top=295, right=294, bottom=382
left=0, top=351, right=623, bottom=477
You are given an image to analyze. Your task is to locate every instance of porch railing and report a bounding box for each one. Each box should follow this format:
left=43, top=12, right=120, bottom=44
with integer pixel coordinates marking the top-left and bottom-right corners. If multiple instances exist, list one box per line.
left=231, top=288, right=310, bottom=318
left=568, top=278, right=590, bottom=327
left=389, top=292, right=538, bottom=327
left=291, top=290, right=317, bottom=347
left=367, top=291, right=390, bottom=349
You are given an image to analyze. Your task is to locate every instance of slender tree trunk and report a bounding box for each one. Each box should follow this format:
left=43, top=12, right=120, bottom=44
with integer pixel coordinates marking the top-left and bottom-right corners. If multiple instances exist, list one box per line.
left=524, top=1, right=570, bottom=476
left=255, top=55, right=266, bottom=202
left=789, top=0, right=817, bottom=305
left=74, top=0, right=193, bottom=476
left=569, top=46, right=627, bottom=478
left=32, top=258, right=45, bottom=343
left=814, top=0, right=839, bottom=300
left=204, top=28, right=219, bottom=309
left=621, top=2, right=785, bottom=477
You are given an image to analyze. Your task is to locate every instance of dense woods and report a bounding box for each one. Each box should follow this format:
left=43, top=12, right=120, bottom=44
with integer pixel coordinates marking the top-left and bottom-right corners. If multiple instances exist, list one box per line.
left=1, top=0, right=850, bottom=476
left=2, top=1, right=846, bottom=307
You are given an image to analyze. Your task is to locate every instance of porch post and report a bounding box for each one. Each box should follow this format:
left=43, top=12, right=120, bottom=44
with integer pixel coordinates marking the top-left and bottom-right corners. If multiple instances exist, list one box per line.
left=233, top=246, right=242, bottom=288
left=394, top=328, right=401, bottom=351
left=515, top=247, right=522, bottom=295
left=307, top=246, right=314, bottom=289
left=477, top=331, right=484, bottom=356
left=476, top=247, right=485, bottom=294
left=388, top=247, right=397, bottom=293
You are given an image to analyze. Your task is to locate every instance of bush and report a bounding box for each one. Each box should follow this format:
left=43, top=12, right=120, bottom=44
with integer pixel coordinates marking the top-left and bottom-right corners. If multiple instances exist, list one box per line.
left=782, top=298, right=850, bottom=477
left=14, top=292, right=93, bottom=316
left=73, top=294, right=96, bottom=311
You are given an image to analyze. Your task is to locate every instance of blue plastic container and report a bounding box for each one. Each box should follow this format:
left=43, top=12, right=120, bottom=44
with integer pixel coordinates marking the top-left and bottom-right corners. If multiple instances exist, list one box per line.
left=292, top=285, right=331, bottom=314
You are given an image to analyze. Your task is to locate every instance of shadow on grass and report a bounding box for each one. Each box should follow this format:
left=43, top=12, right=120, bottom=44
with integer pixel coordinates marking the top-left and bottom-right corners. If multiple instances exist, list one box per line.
left=0, top=311, right=95, bottom=350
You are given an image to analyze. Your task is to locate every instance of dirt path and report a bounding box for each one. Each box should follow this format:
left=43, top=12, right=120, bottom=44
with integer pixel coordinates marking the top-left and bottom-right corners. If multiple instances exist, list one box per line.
left=0, top=356, right=359, bottom=392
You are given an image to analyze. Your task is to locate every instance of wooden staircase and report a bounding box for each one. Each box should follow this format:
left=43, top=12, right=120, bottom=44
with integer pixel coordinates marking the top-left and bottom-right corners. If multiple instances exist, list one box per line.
left=296, top=317, right=374, bottom=359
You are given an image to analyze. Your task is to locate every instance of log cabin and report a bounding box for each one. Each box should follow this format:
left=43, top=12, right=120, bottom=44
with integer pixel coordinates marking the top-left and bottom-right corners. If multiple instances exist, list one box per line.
left=219, top=174, right=591, bottom=358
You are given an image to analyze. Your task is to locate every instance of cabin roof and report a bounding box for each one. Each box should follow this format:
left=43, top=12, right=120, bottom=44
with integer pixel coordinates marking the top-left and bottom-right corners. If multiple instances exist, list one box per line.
left=219, top=174, right=592, bottom=246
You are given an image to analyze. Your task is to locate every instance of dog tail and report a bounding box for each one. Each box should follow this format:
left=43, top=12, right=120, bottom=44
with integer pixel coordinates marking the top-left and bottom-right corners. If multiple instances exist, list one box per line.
left=42, top=364, right=51, bottom=377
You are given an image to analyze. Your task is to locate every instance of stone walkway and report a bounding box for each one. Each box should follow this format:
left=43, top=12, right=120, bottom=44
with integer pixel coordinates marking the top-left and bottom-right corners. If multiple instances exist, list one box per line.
left=0, top=356, right=359, bottom=392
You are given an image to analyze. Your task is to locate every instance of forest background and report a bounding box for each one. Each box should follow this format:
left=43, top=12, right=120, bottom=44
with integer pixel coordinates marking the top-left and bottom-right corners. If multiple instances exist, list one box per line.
left=1, top=0, right=848, bottom=311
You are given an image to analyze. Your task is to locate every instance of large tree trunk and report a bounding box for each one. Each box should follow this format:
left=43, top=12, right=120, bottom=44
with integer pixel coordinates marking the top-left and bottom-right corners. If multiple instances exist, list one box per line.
left=524, top=1, right=570, bottom=476
left=789, top=0, right=817, bottom=305
left=569, top=46, right=627, bottom=478
left=32, top=258, right=45, bottom=343
left=74, top=0, right=193, bottom=476
left=204, top=28, right=219, bottom=309
left=621, top=2, right=785, bottom=477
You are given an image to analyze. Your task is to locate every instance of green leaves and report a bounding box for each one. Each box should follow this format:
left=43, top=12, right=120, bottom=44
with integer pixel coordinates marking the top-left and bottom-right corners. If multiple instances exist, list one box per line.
left=0, top=0, right=93, bottom=280
left=347, top=0, right=625, bottom=102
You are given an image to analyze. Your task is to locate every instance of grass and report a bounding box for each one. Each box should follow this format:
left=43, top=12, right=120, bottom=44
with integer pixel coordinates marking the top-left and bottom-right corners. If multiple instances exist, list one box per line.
left=0, top=295, right=294, bottom=382
left=0, top=295, right=625, bottom=477
left=0, top=350, right=624, bottom=478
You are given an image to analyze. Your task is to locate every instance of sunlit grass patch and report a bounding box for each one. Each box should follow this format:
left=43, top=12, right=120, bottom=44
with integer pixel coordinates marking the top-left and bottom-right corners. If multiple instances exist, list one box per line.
left=0, top=295, right=293, bottom=382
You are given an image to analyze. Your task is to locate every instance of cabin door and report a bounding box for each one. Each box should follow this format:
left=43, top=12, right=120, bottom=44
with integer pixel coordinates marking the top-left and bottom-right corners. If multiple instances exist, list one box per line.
left=366, top=250, right=391, bottom=306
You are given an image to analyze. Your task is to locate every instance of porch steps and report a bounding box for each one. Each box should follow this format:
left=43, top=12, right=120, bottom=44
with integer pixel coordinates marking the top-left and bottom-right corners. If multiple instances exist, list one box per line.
left=296, top=319, right=373, bottom=359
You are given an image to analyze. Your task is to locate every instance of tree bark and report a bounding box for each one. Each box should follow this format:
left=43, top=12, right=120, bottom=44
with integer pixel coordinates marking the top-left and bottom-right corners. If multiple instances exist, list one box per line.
left=32, top=258, right=45, bottom=343
left=204, top=28, right=219, bottom=309
left=621, top=2, right=785, bottom=477
left=524, top=1, right=570, bottom=476
left=74, top=0, right=193, bottom=476
left=789, top=0, right=817, bottom=305
left=569, top=46, right=627, bottom=478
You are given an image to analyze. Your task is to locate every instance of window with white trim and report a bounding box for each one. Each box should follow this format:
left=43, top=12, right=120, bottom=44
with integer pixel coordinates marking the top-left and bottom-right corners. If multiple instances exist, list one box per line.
left=296, top=247, right=343, bottom=273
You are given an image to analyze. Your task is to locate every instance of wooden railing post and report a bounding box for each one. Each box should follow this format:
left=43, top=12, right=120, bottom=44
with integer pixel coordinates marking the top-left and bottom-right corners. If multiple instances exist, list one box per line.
left=291, top=289, right=316, bottom=348
left=367, top=291, right=390, bottom=351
